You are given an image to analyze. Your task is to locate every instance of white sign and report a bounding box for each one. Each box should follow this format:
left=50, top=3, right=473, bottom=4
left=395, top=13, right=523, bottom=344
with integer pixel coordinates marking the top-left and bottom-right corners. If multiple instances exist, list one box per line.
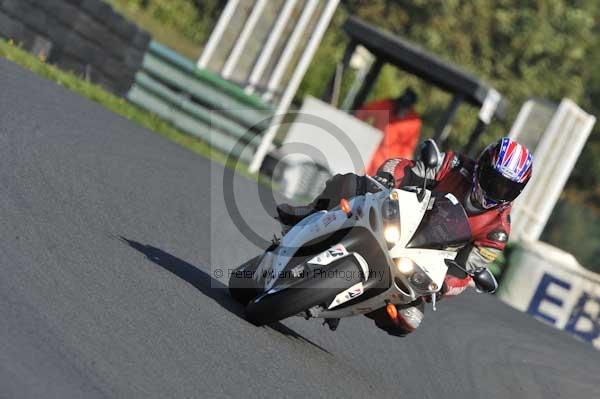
left=498, top=240, right=600, bottom=349
left=509, top=99, right=596, bottom=242
left=280, top=96, right=383, bottom=175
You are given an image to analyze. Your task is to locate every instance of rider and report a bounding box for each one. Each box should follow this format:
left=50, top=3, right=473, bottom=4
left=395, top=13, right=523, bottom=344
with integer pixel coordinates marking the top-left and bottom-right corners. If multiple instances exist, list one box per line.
left=276, top=137, right=533, bottom=336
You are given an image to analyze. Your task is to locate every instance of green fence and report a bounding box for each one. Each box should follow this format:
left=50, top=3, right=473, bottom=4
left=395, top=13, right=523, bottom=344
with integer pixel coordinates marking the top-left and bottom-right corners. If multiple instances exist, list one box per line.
left=127, top=41, right=274, bottom=162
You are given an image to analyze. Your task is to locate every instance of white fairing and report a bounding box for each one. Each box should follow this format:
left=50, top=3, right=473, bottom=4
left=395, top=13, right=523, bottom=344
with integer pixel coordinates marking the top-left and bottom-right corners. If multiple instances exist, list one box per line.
left=254, top=208, right=357, bottom=291
left=394, top=189, right=431, bottom=248
left=254, top=185, right=464, bottom=319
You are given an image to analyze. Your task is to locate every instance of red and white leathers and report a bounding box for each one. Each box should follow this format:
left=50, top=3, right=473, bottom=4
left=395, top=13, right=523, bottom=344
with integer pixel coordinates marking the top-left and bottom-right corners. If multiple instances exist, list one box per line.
left=372, top=152, right=511, bottom=335
left=377, top=151, right=511, bottom=272
left=276, top=151, right=513, bottom=336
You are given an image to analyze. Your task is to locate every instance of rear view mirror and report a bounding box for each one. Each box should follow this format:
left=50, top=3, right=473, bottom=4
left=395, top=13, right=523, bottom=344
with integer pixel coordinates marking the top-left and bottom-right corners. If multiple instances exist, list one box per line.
left=420, top=139, right=442, bottom=170
left=472, top=268, right=498, bottom=294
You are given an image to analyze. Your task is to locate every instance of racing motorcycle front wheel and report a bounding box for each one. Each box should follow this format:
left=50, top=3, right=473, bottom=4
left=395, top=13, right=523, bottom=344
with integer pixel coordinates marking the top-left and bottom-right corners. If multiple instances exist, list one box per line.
left=228, top=255, right=261, bottom=305
left=244, top=255, right=365, bottom=326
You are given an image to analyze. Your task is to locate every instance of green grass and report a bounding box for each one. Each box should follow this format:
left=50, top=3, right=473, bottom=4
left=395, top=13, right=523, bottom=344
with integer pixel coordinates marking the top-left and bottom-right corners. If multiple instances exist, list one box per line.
left=106, top=0, right=202, bottom=60
left=0, top=38, right=270, bottom=183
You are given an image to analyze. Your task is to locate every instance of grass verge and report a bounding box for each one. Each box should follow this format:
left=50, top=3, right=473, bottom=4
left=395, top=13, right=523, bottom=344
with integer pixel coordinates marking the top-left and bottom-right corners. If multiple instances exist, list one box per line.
left=106, top=0, right=201, bottom=60
left=0, top=38, right=268, bottom=183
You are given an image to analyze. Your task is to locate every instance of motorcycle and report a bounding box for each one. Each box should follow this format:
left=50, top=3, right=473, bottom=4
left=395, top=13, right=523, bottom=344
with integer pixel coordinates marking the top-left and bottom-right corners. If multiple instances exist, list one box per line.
left=229, top=140, right=498, bottom=329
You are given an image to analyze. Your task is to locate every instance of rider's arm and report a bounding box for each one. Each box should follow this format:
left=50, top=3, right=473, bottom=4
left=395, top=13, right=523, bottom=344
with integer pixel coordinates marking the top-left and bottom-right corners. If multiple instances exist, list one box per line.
left=375, top=152, right=454, bottom=189
left=463, top=245, right=504, bottom=272
left=444, top=243, right=503, bottom=297
left=462, top=211, right=511, bottom=272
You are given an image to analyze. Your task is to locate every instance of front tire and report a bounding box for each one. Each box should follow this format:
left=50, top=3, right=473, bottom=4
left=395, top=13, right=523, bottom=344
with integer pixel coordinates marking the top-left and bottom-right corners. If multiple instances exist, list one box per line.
left=245, top=255, right=364, bottom=325
left=228, top=255, right=261, bottom=305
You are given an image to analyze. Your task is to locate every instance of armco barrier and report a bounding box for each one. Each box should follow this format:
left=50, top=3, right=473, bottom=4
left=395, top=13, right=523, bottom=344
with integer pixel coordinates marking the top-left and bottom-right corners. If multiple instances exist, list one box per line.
left=0, top=0, right=150, bottom=95
left=127, top=41, right=274, bottom=161
left=498, top=240, right=600, bottom=349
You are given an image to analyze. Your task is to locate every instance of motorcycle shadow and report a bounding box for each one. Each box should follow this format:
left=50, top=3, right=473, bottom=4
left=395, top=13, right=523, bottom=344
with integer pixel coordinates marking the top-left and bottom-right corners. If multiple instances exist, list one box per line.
left=118, top=236, right=329, bottom=354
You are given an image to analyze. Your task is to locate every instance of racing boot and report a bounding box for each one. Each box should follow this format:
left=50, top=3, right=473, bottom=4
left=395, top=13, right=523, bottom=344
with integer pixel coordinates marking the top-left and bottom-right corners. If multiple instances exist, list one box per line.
left=323, top=318, right=340, bottom=331
left=365, top=300, right=425, bottom=337
left=396, top=305, right=425, bottom=334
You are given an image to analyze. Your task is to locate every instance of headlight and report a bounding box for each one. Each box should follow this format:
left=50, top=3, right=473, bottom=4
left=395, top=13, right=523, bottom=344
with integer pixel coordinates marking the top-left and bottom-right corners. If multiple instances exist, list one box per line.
left=381, top=197, right=399, bottom=221
left=409, top=271, right=430, bottom=289
left=409, top=270, right=438, bottom=292
left=395, top=257, right=415, bottom=274
left=394, top=257, right=439, bottom=293
left=381, top=198, right=400, bottom=245
left=384, top=225, right=400, bottom=243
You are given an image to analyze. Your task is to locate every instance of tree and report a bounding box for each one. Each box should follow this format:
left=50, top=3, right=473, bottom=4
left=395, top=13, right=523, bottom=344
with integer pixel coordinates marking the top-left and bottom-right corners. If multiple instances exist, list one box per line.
left=301, top=1, right=600, bottom=270
left=303, top=0, right=600, bottom=198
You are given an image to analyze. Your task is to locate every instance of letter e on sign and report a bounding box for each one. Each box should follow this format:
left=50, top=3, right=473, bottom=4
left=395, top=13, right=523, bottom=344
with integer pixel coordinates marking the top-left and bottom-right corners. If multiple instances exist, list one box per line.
left=527, top=273, right=571, bottom=326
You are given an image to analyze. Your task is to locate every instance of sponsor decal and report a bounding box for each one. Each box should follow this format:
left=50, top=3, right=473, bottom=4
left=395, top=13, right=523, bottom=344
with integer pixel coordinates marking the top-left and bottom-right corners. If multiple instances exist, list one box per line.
left=328, top=282, right=364, bottom=309
left=479, top=247, right=499, bottom=262
left=308, top=244, right=348, bottom=266
left=348, top=285, right=363, bottom=298
left=527, top=273, right=600, bottom=347
left=328, top=246, right=346, bottom=258
left=322, top=213, right=337, bottom=227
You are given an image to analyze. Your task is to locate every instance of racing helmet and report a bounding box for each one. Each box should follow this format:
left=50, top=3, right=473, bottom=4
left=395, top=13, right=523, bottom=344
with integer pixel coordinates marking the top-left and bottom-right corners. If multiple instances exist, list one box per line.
left=472, top=137, right=533, bottom=209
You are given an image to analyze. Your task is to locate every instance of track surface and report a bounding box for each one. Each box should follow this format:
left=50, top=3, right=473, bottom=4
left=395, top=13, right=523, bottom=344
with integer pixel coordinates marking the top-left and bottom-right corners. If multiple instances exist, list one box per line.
left=1, top=58, right=599, bottom=399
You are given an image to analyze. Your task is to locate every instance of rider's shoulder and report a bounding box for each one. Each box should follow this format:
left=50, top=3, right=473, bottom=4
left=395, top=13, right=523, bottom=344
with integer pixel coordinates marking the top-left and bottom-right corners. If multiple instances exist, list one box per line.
left=377, top=157, right=413, bottom=175
left=447, top=151, right=477, bottom=170
left=435, top=151, right=463, bottom=177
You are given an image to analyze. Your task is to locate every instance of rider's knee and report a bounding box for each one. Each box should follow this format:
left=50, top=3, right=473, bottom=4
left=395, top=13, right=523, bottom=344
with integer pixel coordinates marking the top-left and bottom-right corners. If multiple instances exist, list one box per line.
left=329, top=173, right=355, bottom=186
left=398, top=305, right=425, bottom=331
left=365, top=302, right=425, bottom=337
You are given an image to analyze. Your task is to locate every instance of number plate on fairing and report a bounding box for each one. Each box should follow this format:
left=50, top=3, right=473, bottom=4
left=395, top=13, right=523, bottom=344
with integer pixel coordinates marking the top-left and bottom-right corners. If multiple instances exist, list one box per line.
left=328, top=282, right=365, bottom=309
left=307, top=244, right=349, bottom=266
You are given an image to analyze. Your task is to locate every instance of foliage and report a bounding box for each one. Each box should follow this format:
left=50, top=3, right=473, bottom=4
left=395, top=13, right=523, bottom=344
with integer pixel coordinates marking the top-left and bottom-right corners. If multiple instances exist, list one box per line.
left=107, top=1, right=600, bottom=201
left=300, top=1, right=600, bottom=270
left=306, top=1, right=597, bottom=145
left=99, top=1, right=600, bottom=269
left=107, top=0, right=224, bottom=58
left=542, top=195, right=600, bottom=272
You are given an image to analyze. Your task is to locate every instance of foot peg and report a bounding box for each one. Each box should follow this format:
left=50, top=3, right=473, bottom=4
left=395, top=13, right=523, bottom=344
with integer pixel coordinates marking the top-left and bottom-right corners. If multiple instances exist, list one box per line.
left=323, top=318, right=340, bottom=331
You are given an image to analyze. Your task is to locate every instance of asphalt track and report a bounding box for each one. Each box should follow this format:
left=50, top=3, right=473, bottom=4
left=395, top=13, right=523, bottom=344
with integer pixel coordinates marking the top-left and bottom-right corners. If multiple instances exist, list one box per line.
left=1, top=57, right=599, bottom=399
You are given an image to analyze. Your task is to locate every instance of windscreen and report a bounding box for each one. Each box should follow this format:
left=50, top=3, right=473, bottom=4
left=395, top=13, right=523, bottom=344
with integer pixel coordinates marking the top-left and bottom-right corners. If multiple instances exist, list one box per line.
left=406, top=193, right=472, bottom=250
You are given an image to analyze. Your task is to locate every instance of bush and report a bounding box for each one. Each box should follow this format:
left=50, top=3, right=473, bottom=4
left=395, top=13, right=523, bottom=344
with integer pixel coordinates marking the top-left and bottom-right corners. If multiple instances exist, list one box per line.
left=107, top=0, right=222, bottom=58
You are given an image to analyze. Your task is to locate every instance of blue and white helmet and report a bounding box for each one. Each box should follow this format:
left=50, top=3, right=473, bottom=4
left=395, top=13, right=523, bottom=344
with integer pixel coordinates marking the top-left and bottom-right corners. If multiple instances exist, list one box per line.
left=472, top=137, right=533, bottom=209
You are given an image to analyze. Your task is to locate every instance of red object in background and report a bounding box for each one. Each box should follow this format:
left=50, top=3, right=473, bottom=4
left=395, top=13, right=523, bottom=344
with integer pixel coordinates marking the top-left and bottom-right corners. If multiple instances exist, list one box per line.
left=356, top=99, right=422, bottom=176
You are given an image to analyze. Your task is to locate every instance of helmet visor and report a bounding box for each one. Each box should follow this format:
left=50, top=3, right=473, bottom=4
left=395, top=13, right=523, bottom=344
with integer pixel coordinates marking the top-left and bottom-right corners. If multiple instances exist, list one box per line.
left=477, top=164, right=526, bottom=203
